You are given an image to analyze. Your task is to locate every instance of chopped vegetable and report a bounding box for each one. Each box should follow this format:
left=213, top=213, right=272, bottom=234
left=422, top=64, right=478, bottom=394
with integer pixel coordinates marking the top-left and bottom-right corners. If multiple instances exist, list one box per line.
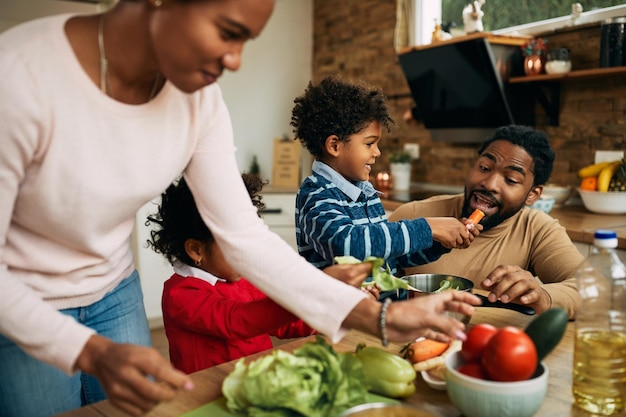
left=412, top=340, right=462, bottom=372
left=334, top=255, right=408, bottom=292
left=433, top=279, right=462, bottom=293
left=467, top=209, right=485, bottom=224
left=355, top=344, right=416, bottom=398
left=403, top=338, right=450, bottom=364
left=222, top=336, right=369, bottom=417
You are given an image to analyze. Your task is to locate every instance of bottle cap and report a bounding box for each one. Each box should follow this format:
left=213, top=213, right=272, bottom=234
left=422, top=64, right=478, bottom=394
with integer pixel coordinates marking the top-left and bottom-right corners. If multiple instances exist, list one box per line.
left=593, top=229, right=618, bottom=248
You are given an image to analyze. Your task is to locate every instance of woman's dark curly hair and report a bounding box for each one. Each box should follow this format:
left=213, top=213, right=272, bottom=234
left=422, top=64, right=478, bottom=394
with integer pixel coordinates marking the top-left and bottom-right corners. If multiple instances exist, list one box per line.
left=290, top=75, right=396, bottom=159
left=478, top=125, right=555, bottom=187
left=146, top=174, right=266, bottom=266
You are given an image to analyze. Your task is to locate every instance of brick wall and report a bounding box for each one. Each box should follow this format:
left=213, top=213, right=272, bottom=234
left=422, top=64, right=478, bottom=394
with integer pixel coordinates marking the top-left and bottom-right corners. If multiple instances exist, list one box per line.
left=313, top=0, right=626, bottom=188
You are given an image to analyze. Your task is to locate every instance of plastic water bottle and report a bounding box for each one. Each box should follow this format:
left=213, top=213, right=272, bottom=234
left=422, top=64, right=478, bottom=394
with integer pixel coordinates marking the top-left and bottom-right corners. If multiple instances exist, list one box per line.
left=572, top=230, right=626, bottom=415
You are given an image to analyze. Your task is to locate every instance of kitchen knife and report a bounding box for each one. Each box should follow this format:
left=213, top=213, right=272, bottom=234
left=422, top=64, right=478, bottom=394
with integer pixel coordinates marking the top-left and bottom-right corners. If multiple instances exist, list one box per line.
left=476, top=294, right=536, bottom=316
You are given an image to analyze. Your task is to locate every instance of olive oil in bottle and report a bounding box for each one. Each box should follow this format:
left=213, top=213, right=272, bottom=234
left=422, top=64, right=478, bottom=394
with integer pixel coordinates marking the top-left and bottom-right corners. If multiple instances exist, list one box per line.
left=573, top=230, right=626, bottom=415
left=573, top=330, right=626, bottom=415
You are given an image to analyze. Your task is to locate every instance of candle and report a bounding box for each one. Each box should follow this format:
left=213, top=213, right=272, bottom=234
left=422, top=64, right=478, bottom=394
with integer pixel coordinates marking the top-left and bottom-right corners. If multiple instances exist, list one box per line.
left=376, top=171, right=390, bottom=190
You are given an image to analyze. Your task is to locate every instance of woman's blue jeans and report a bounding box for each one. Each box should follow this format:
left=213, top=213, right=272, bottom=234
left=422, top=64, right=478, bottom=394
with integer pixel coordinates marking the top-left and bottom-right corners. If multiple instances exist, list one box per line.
left=0, top=271, right=152, bottom=417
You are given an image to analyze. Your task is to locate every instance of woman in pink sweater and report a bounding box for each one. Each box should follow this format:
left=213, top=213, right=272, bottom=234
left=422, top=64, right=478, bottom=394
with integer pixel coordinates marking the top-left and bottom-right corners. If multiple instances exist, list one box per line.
left=0, top=0, right=479, bottom=416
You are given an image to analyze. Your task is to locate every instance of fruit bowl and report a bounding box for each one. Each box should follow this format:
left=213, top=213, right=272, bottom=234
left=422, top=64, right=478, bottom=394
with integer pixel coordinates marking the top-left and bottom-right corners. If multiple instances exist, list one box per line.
left=445, top=351, right=549, bottom=417
left=578, top=188, right=626, bottom=214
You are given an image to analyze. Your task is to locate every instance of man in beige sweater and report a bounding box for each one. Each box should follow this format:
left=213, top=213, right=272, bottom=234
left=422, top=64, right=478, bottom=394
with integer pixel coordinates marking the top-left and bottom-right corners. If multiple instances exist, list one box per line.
left=389, top=125, right=582, bottom=318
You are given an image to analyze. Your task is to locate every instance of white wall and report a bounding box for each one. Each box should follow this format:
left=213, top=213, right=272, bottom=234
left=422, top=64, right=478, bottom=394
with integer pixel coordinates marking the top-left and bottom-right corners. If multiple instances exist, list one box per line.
left=136, top=0, right=313, bottom=322
left=0, top=0, right=313, bottom=323
left=219, top=0, right=313, bottom=179
left=0, top=0, right=100, bottom=32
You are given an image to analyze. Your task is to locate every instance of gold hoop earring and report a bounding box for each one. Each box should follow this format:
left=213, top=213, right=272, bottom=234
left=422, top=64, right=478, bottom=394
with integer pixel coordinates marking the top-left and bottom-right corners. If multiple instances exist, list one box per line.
left=195, top=259, right=202, bottom=266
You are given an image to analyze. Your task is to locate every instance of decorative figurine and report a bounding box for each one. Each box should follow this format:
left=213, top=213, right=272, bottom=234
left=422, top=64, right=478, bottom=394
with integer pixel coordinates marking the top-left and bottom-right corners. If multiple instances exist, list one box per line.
left=431, top=19, right=452, bottom=43
left=462, top=0, right=486, bottom=34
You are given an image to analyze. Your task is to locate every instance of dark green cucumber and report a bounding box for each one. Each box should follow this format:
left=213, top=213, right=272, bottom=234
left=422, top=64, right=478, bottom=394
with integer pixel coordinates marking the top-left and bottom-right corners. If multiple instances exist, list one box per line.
left=524, top=307, right=568, bottom=362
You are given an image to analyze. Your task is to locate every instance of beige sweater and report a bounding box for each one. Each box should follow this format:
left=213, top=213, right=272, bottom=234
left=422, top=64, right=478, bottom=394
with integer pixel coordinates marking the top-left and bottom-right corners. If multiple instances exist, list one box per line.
left=389, top=194, right=583, bottom=318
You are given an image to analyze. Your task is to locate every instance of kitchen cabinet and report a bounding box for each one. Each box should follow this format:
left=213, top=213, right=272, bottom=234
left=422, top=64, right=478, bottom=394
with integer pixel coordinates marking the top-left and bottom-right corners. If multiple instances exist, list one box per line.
left=261, top=191, right=298, bottom=251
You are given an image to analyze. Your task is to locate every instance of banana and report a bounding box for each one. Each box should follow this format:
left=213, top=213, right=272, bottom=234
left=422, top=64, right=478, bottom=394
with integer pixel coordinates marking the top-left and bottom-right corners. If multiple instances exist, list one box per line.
left=597, top=160, right=622, bottom=192
left=578, top=161, right=614, bottom=178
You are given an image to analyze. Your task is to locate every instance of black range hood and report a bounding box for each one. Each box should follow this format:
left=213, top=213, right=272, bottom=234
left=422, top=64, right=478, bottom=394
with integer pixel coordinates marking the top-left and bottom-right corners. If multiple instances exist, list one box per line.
left=398, top=34, right=532, bottom=143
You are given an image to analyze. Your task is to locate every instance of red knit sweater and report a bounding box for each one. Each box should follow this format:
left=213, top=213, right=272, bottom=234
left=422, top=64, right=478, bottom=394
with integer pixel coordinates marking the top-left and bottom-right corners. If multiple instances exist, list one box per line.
left=162, top=274, right=314, bottom=373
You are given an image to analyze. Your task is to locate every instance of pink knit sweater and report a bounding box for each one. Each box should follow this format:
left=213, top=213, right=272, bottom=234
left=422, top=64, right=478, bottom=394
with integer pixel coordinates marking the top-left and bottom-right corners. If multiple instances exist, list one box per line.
left=0, top=14, right=365, bottom=375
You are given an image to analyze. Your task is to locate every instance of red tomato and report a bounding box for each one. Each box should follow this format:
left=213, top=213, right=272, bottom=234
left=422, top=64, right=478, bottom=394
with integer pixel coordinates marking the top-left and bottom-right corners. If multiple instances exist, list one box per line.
left=481, top=326, right=538, bottom=382
left=457, top=362, right=488, bottom=380
left=461, top=323, right=498, bottom=363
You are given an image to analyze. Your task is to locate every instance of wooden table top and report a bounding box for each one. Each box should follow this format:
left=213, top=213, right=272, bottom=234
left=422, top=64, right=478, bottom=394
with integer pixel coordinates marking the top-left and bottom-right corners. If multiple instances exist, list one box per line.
left=54, top=303, right=604, bottom=417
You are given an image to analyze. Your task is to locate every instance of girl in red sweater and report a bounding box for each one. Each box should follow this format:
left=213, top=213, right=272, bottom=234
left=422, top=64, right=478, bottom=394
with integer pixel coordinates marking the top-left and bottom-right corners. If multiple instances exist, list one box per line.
left=147, top=174, right=315, bottom=373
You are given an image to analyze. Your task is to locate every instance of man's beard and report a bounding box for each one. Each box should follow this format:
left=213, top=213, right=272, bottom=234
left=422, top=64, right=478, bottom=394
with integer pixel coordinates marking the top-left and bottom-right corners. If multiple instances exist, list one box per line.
left=461, top=191, right=526, bottom=231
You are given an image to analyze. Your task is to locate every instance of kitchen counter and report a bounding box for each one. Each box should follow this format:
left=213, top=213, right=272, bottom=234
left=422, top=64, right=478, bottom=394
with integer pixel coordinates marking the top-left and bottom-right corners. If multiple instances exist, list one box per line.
left=53, top=303, right=585, bottom=417
left=381, top=188, right=626, bottom=250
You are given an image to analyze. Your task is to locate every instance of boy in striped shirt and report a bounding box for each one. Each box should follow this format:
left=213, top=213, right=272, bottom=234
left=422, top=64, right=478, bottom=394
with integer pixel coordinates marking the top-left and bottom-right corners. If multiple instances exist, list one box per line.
left=290, top=76, right=480, bottom=296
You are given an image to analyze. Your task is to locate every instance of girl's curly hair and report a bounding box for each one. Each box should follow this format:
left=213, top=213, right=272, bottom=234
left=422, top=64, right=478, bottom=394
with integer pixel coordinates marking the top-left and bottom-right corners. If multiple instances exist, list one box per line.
left=146, top=174, right=266, bottom=266
left=290, top=75, right=396, bottom=159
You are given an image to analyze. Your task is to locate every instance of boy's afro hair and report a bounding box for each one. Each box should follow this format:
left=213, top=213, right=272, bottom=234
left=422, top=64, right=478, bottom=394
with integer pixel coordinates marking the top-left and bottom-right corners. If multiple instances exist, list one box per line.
left=291, top=75, right=395, bottom=159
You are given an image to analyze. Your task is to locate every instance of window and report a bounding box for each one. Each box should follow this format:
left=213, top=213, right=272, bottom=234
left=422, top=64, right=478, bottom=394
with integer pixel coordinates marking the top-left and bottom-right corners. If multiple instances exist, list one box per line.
left=442, top=1, right=626, bottom=36
left=398, top=1, right=626, bottom=48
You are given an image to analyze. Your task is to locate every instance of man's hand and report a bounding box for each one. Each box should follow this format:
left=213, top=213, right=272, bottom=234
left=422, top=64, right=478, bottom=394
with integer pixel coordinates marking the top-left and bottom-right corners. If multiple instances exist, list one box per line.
left=75, top=335, right=194, bottom=416
left=480, top=265, right=552, bottom=313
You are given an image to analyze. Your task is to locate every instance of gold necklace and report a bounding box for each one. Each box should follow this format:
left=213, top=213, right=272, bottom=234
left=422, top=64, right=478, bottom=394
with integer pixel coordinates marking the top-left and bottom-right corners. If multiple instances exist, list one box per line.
left=97, top=15, right=160, bottom=101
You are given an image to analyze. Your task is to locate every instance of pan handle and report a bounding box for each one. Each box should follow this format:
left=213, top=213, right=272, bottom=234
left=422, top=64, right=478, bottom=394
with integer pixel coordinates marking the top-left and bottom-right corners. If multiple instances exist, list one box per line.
left=475, top=294, right=536, bottom=316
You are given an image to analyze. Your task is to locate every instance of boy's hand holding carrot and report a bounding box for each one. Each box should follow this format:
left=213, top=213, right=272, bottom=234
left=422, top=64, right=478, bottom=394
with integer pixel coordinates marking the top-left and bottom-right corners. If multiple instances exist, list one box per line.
left=426, top=215, right=481, bottom=250
left=462, top=209, right=484, bottom=241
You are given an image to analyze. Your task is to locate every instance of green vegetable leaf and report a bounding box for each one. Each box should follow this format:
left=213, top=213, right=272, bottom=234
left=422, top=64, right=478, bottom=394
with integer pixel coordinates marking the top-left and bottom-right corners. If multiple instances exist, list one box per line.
left=222, top=336, right=369, bottom=417
left=433, top=280, right=451, bottom=293
left=333, top=256, right=408, bottom=292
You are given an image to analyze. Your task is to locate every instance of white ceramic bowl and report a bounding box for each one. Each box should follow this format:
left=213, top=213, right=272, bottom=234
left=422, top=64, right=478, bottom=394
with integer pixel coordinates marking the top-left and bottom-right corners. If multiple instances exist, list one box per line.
left=530, top=195, right=556, bottom=213
left=420, top=370, right=446, bottom=391
left=545, top=60, right=572, bottom=74
left=542, top=184, right=572, bottom=206
left=578, top=188, right=626, bottom=214
left=445, top=351, right=549, bottom=417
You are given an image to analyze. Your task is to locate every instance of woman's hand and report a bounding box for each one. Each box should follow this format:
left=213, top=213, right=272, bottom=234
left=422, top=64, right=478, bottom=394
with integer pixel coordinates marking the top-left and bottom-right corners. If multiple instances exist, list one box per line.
left=343, top=291, right=481, bottom=344
left=385, top=291, right=480, bottom=343
left=75, top=335, right=194, bottom=416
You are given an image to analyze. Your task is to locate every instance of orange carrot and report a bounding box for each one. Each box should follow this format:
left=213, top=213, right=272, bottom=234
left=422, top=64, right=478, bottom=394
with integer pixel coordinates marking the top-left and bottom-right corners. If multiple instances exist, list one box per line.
left=404, top=338, right=450, bottom=364
left=467, top=209, right=485, bottom=224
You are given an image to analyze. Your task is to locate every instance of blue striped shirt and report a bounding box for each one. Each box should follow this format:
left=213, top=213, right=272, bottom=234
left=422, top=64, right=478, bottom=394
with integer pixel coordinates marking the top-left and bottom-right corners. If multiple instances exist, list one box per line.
left=295, top=160, right=449, bottom=271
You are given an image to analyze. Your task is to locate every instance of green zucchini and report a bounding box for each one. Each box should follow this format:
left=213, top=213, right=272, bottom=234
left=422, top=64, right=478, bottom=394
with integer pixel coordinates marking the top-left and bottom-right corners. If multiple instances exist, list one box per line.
left=524, top=307, right=569, bottom=362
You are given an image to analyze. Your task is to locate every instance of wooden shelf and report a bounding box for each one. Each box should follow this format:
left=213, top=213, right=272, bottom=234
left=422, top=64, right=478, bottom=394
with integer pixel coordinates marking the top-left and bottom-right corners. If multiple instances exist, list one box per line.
left=507, top=66, right=626, bottom=126
left=509, top=66, right=626, bottom=84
